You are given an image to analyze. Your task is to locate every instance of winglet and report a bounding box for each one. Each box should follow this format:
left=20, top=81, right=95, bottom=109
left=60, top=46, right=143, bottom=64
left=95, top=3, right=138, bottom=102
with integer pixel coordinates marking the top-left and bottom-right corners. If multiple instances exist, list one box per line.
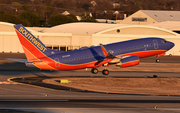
left=100, top=44, right=116, bottom=59
left=100, top=44, right=110, bottom=57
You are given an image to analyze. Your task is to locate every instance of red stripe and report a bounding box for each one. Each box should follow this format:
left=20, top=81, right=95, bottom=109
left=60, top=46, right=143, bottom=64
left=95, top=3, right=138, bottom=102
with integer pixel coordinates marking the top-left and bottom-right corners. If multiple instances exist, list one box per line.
left=100, top=45, right=109, bottom=57
left=54, top=50, right=166, bottom=70
left=15, top=30, right=57, bottom=70
left=117, top=50, right=167, bottom=58
left=16, top=29, right=167, bottom=71
left=121, top=60, right=139, bottom=68
left=15, top=30, right=47, bottom=60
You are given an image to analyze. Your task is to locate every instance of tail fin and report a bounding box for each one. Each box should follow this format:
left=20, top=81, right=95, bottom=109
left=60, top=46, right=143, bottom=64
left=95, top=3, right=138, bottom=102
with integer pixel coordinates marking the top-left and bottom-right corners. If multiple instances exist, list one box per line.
left=14, top=24, right=54, bottom=62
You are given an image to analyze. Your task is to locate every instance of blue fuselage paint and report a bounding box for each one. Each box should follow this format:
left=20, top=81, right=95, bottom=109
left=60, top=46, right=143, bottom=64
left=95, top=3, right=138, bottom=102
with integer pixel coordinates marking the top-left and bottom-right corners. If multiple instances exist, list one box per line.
left=48, top=37, right=174, bottom=65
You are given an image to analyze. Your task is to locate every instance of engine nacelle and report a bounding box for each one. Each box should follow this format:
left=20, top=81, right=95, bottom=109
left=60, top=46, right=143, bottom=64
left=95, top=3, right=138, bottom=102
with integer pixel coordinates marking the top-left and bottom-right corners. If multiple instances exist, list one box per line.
left=116, top=56, right=139, bottom=68
left=25, top=62, right=38, bottom=68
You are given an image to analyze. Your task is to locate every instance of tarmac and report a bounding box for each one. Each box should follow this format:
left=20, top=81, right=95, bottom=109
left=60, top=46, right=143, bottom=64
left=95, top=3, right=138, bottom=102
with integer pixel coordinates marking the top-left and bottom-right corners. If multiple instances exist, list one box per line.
left=0, top=53, right=180, bottom=113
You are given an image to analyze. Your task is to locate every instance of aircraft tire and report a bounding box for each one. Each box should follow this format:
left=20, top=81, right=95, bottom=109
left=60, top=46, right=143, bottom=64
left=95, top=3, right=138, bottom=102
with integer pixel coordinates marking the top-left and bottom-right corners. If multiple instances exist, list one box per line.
left=156, top=59, right=160, bottom=63
left=102, top=69, right=109, bottom=75
left=91, top=68, right=98, bottom=74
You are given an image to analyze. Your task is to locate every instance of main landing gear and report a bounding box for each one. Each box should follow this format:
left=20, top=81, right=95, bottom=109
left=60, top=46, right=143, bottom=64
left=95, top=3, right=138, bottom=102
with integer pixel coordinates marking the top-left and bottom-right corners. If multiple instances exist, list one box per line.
left=91, top=68, right=98, bottom=74
left=91, top=68, right=109, bottom=75
left=156, top=59, right=160, bottom=63
left=102, top=69, right=109, bottom=75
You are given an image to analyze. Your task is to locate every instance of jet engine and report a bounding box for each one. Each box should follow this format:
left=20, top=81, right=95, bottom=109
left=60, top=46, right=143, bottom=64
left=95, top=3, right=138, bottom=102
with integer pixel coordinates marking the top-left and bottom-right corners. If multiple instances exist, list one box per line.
left=116, top=56, right=139, bottom=68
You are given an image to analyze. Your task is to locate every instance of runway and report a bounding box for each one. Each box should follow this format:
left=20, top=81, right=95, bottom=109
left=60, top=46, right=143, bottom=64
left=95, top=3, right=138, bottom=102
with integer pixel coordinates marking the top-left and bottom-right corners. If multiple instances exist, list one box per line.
left=0, top=71, right=180, bottom=113
left=0, top=54, right=180, bottom=113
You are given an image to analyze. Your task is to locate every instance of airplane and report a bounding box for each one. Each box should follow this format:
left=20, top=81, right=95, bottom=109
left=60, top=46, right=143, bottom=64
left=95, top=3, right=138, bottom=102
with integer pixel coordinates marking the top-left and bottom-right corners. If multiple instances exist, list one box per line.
left=10, top=24, right=174, bottom=75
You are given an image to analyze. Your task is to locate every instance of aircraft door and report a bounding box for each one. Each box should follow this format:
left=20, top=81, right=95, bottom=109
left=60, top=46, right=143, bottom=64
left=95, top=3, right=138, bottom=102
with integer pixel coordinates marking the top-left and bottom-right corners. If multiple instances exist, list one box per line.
left=54, top=58, right=60, bottom=68
left=153, top=40, right=158, bottom=49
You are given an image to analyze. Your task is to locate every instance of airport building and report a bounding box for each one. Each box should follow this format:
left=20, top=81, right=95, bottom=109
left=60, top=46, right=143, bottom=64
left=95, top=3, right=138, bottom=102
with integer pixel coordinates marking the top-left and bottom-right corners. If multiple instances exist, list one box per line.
left=0, top=10, right=180, bottom=55
left=120, top=10, right=180, bottom=25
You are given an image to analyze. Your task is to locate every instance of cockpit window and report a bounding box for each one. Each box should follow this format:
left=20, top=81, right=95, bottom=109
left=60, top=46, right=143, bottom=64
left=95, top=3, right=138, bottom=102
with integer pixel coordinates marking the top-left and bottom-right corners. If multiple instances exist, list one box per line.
left=161, top=40, right=167, bottom=43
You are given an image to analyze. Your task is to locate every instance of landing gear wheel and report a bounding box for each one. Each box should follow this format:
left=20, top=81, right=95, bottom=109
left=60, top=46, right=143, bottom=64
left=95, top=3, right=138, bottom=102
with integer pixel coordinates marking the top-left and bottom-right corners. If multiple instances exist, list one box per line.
left=156, top=59, right=160, bottom=63
left=91, top=68, right=98, bottom=74
left=102, top=69, right=109, bottom=75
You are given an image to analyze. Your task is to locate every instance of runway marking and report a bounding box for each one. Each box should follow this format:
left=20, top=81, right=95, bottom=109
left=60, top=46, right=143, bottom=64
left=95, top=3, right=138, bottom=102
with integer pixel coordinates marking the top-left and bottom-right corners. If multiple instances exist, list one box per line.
left=0, top=107, right=180, bottom=110
left=0, top=100, right=69, bottom=102
left=7, top=76, right=69, bottom=92
left=0, top=81, right=16, bottom=84
left=154, top=105, right=159, bottom=109
left=0, top=87, right=48, bottom=97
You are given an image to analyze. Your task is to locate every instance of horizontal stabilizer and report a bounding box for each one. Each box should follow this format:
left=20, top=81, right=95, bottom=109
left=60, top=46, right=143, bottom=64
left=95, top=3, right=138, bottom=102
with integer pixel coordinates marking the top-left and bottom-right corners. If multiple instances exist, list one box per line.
left=6, top=58, right=27, bottom=63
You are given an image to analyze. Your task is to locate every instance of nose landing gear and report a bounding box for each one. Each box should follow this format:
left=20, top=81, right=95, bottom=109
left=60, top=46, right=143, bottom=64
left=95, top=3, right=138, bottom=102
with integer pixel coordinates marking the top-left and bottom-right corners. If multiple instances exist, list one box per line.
left=156, top=59, right=160, bottom=63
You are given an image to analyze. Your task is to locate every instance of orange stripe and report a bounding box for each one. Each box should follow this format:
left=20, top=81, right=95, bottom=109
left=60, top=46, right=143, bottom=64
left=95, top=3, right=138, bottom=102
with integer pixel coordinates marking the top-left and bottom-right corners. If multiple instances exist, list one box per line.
left=100, top=44, right=109, bottom=57
left=22, top=45, right=56, bottom=70
left=15, top=30, right=47, bottom=59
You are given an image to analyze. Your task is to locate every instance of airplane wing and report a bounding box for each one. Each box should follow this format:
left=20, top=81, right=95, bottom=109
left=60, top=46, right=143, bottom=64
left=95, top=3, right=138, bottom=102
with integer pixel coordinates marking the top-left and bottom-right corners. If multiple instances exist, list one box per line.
left=6, top=58, right=27, bottom=63
left=100, top=44, right=139, bottom=68
left=100, top=44, right=116, bottom=59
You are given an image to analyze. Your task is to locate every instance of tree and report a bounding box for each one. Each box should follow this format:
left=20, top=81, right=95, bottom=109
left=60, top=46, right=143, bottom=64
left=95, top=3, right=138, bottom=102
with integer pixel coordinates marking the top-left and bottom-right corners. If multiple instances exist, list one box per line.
left=0, top=13, right=30, bottom=26
left=21, top=11, right=45, bottom=27
left=80, top=13, right=97, bottom=22
left=11, top=2, right=21, bottom=12
left=47, top=14, right=78, bottom=26
left=22, top=4, right=29, bottom=11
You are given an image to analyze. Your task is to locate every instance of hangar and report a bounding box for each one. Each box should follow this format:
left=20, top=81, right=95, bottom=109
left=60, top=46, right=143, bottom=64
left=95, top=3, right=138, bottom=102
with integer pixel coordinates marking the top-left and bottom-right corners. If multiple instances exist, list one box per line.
left=120, top=10, right=180, bottom=25
left=0, top=21, right=180, bottom=55
left=149, top=21, right=180, bottom=34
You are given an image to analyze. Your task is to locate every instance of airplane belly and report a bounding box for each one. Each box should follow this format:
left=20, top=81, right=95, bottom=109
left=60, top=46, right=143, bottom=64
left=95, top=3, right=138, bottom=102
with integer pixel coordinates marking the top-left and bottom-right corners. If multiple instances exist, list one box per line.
left=55, top=59, right=113, bottom=70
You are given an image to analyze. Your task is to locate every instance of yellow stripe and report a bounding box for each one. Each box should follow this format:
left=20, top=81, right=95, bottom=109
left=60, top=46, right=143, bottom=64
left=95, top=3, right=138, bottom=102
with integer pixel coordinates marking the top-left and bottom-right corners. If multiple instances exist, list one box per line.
left=22, top=45, right=56, bottom=70
left=16, top=28, right=167, bottom=68
left=60, top=50, right=166, bottom=66
left=15, top=28, right=57, bottom=70
left=15, top=29, right=48, bottom=57
left=15, top=28, right=63, bottom=65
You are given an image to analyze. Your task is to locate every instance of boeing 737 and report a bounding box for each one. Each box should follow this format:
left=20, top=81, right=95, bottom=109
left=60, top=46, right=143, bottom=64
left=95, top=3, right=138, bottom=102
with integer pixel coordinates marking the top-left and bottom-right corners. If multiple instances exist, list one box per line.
left=11, top=24, right=174, bottom=75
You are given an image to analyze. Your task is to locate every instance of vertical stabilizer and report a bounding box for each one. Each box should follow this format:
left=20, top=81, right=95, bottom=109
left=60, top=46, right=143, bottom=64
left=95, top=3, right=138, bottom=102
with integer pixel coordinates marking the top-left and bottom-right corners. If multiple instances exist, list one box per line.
left=14, top=24, right=53, bottom=62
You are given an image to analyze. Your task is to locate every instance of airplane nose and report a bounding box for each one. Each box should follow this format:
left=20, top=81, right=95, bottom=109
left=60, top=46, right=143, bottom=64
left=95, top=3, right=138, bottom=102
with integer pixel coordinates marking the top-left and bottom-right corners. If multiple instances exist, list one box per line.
left=168, top=41, right=175, bottom=49
left=169, top=41, right=175, bottom=48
